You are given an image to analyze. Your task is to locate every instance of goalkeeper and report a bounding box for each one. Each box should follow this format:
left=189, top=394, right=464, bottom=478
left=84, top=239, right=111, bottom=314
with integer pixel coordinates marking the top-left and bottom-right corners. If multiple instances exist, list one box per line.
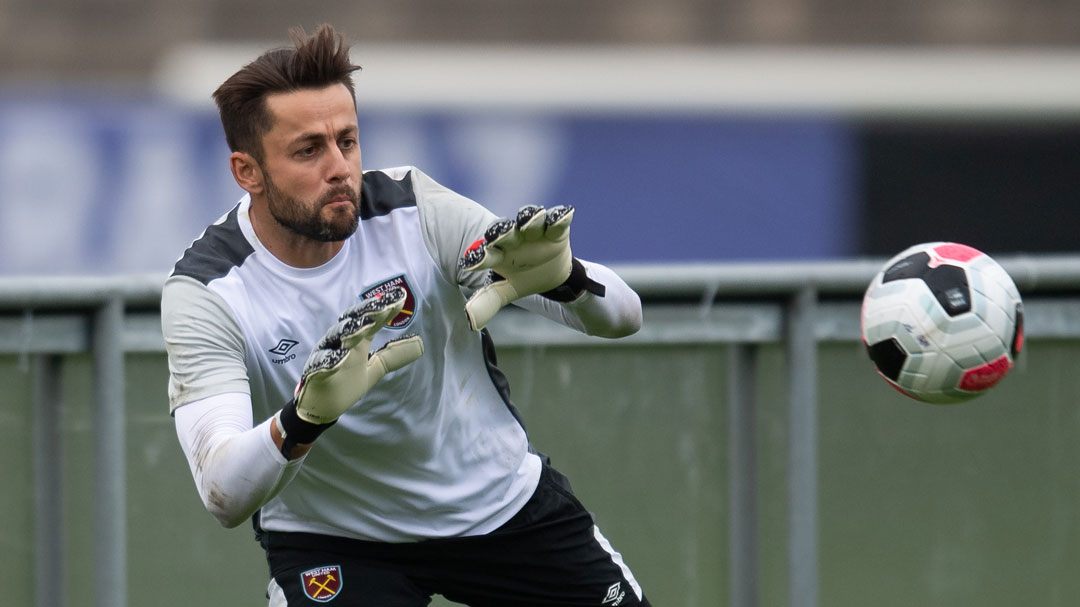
left=161, top=24, right=649, bottom=607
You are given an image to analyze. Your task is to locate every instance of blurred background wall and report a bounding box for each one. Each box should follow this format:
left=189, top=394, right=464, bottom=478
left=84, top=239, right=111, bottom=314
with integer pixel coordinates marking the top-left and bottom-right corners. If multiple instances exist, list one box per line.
left=1, top=0, right=1079, bottom=275
left=4, top=0, right=1080, bottom=81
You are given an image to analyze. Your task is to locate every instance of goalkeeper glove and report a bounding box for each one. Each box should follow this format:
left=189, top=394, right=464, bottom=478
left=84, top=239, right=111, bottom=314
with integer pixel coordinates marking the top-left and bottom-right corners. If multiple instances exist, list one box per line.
left=276, top=287, right=424, bottom=456
left=460, top=205, right=604, bottom=331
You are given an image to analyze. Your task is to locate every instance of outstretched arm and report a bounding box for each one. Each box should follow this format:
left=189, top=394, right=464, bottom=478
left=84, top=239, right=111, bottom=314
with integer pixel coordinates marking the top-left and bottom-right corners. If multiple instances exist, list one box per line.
left=174, top=392, right=301, bottom=528
left=513, top=259, right=642, bottom=338
left=166, top=283, right=424, bottom=527
left=460, top=204, right=641, bottom=337
left=407, top=168, right=642, bottom=337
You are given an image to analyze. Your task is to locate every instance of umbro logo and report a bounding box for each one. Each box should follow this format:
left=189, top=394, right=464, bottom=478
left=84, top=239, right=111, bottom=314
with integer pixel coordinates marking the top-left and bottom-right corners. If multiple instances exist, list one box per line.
left=269, top=339, right=299, bottom=364
left=269, top=339, right=299, bottom=356
left=602, top=582, right=625, bottom=605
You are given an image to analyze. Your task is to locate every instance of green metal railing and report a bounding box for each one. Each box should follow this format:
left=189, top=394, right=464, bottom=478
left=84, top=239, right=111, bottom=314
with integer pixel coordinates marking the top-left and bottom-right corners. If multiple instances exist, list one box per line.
left=3, top=256, right=1080, bottom=607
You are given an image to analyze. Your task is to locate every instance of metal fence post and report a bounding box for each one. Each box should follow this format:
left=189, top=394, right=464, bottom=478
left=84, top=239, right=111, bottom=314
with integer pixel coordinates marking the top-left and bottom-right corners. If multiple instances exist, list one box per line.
left=728, top=343, right=759, bottom=607
left=33, top=353, right=64, bottom=607
left=93, top=297, right=126, bottom=607
left=787, top=286, right=819, bottom=607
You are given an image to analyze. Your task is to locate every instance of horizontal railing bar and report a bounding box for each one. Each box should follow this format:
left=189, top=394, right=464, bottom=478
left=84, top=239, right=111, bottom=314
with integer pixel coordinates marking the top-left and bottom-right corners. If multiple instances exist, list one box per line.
left=0, top=273, right=166, bottom=308
left=487, top=304, right=786, bottom=346
left=615, top=255, right=1080, bottom=297
left=0, top=314, right=89, bottom=354
left=2, top=297, right=1079, bottom=355
left=2, top=255, right=1079, bottom=310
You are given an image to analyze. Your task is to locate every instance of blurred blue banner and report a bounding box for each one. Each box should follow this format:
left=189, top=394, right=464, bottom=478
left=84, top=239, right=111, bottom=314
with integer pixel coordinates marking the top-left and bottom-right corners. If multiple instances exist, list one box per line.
left=0, top=95, right=857, bottom=275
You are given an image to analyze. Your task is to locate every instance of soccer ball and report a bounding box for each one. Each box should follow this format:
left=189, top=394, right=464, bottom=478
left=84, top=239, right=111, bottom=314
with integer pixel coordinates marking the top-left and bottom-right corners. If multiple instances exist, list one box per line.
left=861, top=242, right=1024, bottom=404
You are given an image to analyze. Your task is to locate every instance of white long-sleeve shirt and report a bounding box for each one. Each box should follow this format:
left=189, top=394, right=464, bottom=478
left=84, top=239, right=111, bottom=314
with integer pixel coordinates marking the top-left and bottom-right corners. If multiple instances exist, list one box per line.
left=162, top=166, right=641, bottom=540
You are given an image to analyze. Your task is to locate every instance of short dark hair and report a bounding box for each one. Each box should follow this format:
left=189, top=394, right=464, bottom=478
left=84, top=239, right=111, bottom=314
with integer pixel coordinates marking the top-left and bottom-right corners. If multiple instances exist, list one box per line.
left=212, top=24, right=361, bottom=161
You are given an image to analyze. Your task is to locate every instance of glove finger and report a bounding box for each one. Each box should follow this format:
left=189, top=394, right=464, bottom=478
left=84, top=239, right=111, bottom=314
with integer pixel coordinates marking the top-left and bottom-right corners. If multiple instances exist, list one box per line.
left=348, top=304, right=406, bottom=348
left=460, top=218, right=516, bottom=271
left=515, top=205, right=547, bottom=241
left=464, top=281, right=519, bottom=331
left=515, top=205, right=543, bottom=227
left=303, top=312, right=373, bottom=378
left=339, top=286, right=407, bottom=322
left=484, top=217, right=522, bottom=252
left=313, top=315, right=362, bottom=352
left=337, top=288, right=407, bottom=349
left=301, top=342, right=348, bottom=379
left=543, top=205, right=574, bottom=241
left=369, top=334, right=425, bottom=374
left=460, top=237, right=507, bottom=272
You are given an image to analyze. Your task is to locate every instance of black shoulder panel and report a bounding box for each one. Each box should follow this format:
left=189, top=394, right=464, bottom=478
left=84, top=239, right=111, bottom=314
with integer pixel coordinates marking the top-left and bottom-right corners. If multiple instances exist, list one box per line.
left=171, top=205, right=255, bottom=285
left=360, top=170, right=417, bottom=220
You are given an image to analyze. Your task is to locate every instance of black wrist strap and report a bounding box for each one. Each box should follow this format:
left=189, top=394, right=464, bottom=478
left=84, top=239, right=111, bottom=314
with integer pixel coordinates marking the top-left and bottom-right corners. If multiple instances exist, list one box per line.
left=278, top=399, right=336, bottom=459
left=541, top=258, right=606, bottom=303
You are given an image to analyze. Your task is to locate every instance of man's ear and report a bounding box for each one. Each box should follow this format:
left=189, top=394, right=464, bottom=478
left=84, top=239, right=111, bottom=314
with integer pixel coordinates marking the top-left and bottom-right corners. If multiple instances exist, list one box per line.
left=230, top=152, right=265, bottom=195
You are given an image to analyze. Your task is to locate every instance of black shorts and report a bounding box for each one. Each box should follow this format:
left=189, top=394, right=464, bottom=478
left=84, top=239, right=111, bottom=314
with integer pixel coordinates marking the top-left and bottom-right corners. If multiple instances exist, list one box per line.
left=260, top=465, right=650, bottom=606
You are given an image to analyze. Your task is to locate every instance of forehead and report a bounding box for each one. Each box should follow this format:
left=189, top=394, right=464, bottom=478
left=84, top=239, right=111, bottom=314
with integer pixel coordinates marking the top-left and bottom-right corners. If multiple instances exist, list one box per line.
left=263, top=84, right=357, bottom=140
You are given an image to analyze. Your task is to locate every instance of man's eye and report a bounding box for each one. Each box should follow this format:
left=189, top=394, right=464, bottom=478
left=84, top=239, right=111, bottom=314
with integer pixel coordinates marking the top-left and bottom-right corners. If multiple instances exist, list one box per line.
left=297, top=146, right=317, bottom=157
left=340, top=138, right=357, bottom=150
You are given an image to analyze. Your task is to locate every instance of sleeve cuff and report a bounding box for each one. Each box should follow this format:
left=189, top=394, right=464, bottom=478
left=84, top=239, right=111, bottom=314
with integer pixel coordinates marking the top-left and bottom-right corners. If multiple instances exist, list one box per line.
left=541, top=258, right=606, bottom=303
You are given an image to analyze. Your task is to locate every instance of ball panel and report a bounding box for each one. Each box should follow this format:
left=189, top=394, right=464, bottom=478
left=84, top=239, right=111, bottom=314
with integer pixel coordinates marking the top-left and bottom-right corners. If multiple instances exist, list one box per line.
left=932, top=314, right=990, bottom=352
left=971, top=289, right=1009, bottom=337
left=863, top=278, right=917, bottom=306
left=866, top=338, right=907, bottom=381
left=1011, top=304, right=1024, bottom=358
left=930, top=242, right=982, bottom=263
left=922, top=264, right=971, bottom=317
left=957, top=355, right=1012, bottom=391
left=871, top=314, right=933, bottom=357
left=908, top=350, right=964, bottom=400
left=863, top=293, right=934, bottom=353
left=882, top=251, right=932, bottom=283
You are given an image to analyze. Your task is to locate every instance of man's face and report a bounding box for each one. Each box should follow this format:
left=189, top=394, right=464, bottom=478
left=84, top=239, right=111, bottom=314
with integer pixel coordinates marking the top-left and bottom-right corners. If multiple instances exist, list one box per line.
left=257, top=84, right=362, bottom=242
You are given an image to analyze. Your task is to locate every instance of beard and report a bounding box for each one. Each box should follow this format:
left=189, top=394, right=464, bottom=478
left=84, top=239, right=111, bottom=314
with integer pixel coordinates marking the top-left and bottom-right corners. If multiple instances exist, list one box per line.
left=264, top=171, right=361, bottom=242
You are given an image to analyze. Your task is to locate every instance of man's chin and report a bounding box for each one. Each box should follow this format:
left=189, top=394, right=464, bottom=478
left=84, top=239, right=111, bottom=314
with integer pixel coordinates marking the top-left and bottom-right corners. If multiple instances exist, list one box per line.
left=325, top=201, right=358, bottom=222
left=317, top=211, right=359, bottom=241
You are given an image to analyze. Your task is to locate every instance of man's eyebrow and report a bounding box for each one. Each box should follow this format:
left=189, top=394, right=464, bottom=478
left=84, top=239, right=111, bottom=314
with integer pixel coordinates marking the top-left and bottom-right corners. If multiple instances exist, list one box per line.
left=288, top=126, right=357, bottom=147
left=287, top=132, right=324, bottom=148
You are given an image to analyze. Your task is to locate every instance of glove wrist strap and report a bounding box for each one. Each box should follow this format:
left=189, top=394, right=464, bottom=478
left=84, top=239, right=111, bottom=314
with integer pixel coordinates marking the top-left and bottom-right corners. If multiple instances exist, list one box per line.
left=277, top=400, right=336, bottom=460
left=542, top=258, right=606, bottom=302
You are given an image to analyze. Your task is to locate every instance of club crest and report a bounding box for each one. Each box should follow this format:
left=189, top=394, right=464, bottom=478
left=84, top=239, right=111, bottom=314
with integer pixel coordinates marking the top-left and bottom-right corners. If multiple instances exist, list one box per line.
left=361, top=274, right=416, bottom=329
left=300, top=565, right=343, bottom=603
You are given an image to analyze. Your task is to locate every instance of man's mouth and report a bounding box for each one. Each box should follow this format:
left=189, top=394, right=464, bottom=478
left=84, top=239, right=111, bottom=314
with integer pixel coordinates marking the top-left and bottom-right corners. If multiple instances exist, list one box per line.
left=322, top=189, right=357, bottom=207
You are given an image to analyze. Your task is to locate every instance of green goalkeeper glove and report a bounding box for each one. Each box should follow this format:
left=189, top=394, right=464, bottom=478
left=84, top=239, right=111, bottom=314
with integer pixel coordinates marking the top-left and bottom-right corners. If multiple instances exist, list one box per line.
left=460, top=205, right=604, bottom=331
left=276, top=287, right=424, bottom=456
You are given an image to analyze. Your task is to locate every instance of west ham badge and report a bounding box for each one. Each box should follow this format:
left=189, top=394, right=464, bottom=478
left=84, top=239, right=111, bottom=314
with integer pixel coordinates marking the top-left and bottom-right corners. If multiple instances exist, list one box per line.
left=300, top=565, right=343, bottom=603
left=361, top=274, right=416, bottom=329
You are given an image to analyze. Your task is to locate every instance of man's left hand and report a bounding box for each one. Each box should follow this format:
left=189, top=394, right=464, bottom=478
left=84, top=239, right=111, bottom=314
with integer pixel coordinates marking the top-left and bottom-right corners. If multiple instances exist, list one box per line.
left=460, top=205, right=576, bottom=331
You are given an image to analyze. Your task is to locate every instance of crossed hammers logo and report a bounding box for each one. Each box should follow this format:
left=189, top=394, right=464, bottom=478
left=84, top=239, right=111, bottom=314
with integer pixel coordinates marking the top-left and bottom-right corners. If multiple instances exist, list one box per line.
left=307, top=573, right=338, bottom=599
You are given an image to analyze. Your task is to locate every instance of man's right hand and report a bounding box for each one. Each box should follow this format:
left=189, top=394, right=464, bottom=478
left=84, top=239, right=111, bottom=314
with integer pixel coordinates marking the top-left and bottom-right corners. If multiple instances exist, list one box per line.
left=276, top=287, right=424, bottom=456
